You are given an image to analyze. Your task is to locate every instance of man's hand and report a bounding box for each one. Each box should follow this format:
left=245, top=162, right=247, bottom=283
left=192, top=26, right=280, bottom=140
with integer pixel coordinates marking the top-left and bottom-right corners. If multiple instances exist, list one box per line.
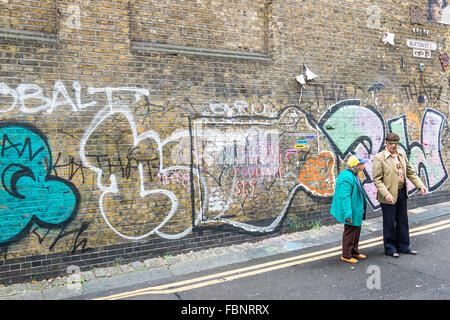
left=421, top=186, right=428, bottom=195
left=345, top=218, right=352, bottom=224
left=385, top=194, right=395, bottom=203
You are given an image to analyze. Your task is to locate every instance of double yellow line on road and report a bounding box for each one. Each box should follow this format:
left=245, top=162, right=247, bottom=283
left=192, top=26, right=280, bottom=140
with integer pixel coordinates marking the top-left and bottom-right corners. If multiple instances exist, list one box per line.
left=94, top=218, right=450, bottom=300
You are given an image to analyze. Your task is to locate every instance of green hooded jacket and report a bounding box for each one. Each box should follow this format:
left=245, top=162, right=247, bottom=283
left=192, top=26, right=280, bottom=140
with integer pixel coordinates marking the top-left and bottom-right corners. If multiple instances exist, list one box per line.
left=330, top=169, right=367, bottom=227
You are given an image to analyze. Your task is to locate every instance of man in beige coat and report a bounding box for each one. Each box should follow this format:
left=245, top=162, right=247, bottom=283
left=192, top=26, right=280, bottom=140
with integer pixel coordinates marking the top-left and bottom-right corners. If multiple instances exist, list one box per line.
left=372, top=133, right=428, bottom=257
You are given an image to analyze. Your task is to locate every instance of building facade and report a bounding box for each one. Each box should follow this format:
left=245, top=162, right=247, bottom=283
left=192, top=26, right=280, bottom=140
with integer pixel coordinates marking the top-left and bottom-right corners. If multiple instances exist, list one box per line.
left=0, top=0, right=448, bottom=284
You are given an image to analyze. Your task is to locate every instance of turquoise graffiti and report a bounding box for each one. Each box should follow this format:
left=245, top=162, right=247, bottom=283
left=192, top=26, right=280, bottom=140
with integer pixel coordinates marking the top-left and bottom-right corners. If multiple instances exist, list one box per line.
left=318, top=100, right=447, bottom=209
left=0, top=123, right=80, bottom=245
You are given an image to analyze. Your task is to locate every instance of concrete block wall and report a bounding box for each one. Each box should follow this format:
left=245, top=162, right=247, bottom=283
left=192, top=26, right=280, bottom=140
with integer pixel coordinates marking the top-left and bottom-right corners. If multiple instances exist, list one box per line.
left=0, top=0, right=448, bottom=285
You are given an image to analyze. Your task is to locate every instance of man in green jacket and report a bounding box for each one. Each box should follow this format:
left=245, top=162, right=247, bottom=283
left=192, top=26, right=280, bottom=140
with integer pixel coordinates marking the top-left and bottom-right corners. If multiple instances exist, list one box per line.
left=330, top=155, right=368, bottom=263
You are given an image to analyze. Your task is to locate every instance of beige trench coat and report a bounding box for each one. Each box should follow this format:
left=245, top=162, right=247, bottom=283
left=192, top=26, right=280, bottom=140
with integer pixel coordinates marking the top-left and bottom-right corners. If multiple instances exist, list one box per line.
left=372, top=149, right=425, bottom=205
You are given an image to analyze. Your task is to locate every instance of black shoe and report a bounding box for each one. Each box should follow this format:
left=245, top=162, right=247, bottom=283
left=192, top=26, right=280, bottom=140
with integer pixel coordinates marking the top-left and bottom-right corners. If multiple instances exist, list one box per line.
left=386, top=252, right=399, bottom=257
left=399, top=249, right=417, bottom=255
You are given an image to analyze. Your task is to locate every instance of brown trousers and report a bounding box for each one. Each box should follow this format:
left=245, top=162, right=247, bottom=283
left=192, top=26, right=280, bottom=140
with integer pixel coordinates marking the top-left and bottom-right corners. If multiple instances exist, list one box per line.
left=342, top=224, right=361, bottom=258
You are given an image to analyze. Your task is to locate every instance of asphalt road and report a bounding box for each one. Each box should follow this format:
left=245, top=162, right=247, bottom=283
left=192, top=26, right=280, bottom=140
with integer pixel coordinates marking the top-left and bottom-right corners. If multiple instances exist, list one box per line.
left=76, top=214, right=450, bottom=304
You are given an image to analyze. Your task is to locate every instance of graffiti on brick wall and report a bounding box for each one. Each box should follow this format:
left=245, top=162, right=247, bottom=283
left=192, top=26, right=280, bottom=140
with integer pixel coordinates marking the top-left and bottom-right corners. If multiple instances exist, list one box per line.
left=319, top=99, right=448, bottom=208
left=80, top=105, right=207, bottom=240
left=388, top=109, right=448, bottom=191
left=0, top=123, right=80, bottom=245
left=0, top=81, right=447, bottom=245
left=188, top=106, right=335, bottom=233
left=298, top=151, right=335, bottom=196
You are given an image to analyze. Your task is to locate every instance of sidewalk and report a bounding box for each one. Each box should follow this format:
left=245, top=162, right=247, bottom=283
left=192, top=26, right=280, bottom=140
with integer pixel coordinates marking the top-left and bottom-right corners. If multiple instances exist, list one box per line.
left=1, top=201, right=449, bottom=300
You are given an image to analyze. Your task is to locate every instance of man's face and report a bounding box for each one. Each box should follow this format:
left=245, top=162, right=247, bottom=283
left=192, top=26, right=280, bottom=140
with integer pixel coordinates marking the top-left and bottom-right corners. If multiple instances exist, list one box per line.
left=386, top=141, right=398, bottom=154
left=356, top=163, right=366, bottom=171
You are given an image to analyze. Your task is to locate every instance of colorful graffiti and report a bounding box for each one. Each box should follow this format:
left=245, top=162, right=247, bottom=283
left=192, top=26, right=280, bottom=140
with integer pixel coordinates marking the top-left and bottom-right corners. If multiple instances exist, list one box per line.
left=319, top=99, right=447, bottom=208
left=298, top=151, right=335, bottom=196
left=0, top=123, right=80, bottom=245
left=389, top=109, right=448, bottom=191
left=190, top=106, right=325, bottom=233
left=0, top=81, right=447, bottom=245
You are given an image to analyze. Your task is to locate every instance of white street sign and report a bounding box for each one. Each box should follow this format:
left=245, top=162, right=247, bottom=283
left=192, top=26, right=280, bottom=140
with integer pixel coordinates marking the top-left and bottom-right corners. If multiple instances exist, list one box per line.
left=406, top=39, right=437, bottom=51
left=412, top=49, right=432, bottom=59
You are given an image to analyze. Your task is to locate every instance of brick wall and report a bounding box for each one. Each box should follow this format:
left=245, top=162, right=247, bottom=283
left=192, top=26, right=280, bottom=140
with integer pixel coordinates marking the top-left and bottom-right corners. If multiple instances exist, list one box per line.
left=0, top=0, right=448, bottom=285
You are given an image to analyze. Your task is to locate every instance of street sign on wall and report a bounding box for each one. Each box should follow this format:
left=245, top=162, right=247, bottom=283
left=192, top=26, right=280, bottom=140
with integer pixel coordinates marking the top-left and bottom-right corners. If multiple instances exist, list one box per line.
left=412, top=49, right=432, bottom=59
left=406, top=39, right=437, bottom=50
